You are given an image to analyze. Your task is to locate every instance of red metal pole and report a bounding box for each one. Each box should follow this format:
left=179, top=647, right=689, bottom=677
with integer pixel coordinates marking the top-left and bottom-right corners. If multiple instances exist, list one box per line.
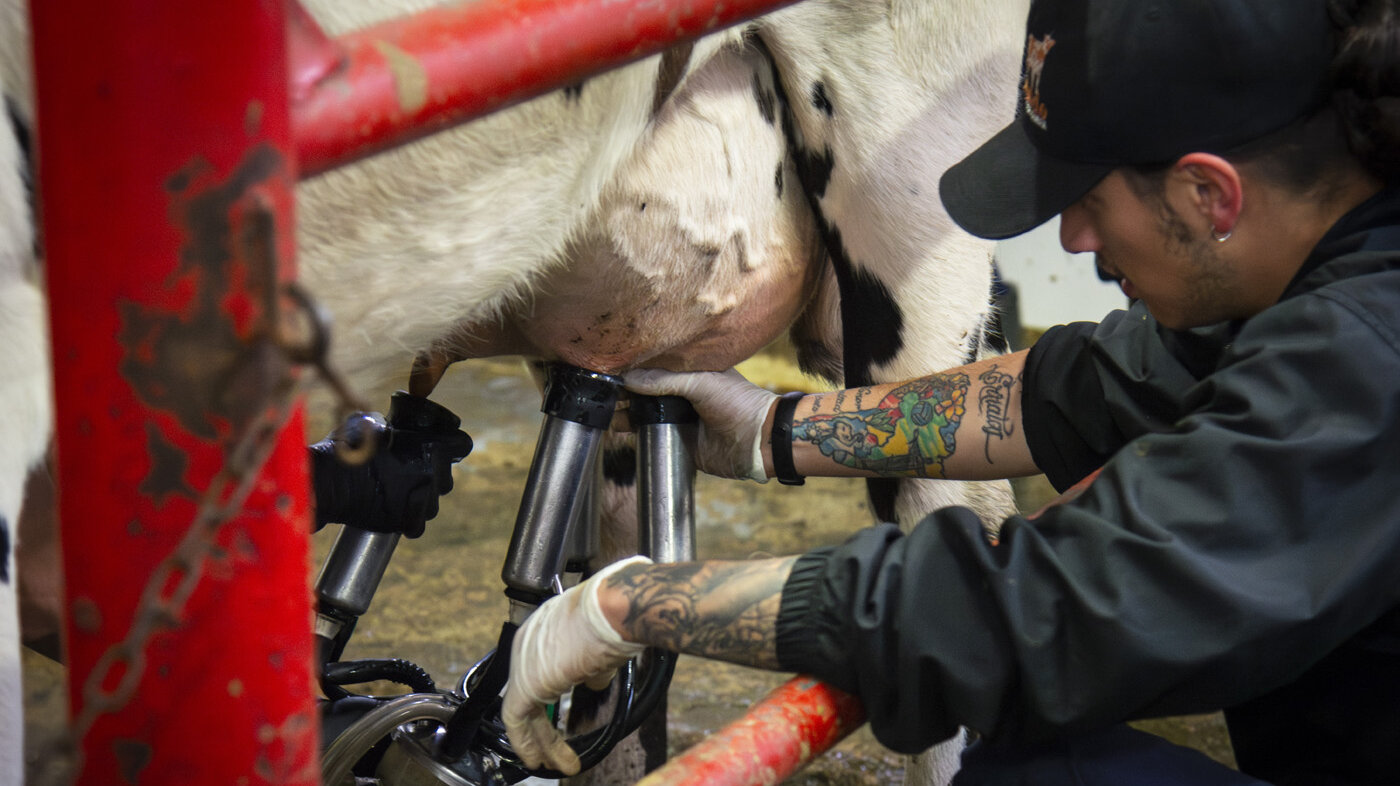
left=636, top=676, right=867, bottom=786
left=32, top=1, right=317, bottom=783
left=291, top=0, right=803, bottom=177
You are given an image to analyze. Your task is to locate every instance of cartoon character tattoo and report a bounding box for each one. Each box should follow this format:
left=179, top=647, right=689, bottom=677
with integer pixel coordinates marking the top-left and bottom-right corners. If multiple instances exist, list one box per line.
left=793, top=373, right=969, bottom=477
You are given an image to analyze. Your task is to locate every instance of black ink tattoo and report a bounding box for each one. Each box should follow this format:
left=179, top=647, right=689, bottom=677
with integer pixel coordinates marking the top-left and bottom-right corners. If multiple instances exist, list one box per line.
left=608, top=558, right=798, bottom=670
left=977, top=366, right=1017, bottom=462
left=853, top=385, right=872, bottom=410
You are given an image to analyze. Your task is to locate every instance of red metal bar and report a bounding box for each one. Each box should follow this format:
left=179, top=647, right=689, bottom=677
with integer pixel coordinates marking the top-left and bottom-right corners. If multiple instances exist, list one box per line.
left=291, top=0, right=802, bottom=177
left=636, top=676, right=867, bottom=785
left=31, top=1, right=317, bottom=783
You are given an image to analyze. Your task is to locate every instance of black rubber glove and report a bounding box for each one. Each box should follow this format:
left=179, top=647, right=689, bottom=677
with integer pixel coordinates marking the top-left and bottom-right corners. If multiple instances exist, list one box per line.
left=309, top=391, right=473, bottom=538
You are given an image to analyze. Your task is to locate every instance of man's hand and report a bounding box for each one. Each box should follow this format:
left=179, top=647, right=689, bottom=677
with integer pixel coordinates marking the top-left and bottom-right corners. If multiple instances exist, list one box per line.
left=624, top=368, right=778, bottom=482
left=309, top=392, right=472, bottom=537
left=503, top=556, right=650, bottom=774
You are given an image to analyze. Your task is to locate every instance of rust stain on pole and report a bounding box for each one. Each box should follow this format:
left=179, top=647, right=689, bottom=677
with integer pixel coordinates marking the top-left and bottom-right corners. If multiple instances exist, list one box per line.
left=118, top=145, right=289, bottom=450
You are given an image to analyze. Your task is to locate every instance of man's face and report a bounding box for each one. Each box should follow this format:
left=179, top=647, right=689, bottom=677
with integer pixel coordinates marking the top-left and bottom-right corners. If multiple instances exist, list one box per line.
left=1058, top=171, right=1244, bottom=330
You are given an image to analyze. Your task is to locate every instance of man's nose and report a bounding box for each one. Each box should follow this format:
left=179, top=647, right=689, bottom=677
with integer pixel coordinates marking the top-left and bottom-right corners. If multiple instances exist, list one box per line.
left=1059, top=205, right=1099, bottom=254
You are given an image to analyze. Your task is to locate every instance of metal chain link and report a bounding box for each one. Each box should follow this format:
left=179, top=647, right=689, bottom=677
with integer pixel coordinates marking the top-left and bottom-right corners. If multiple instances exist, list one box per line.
left=47, top=280, right=372, bottom=781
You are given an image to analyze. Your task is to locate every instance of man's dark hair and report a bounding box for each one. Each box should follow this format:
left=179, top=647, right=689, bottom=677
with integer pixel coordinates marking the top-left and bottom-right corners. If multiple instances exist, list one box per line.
left=1330, top=0, right=1400, bottom=183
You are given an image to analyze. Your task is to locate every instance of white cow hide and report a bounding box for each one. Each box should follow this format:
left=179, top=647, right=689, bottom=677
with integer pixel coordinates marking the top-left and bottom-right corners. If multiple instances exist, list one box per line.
left=0, top=64, right=52, bottom=786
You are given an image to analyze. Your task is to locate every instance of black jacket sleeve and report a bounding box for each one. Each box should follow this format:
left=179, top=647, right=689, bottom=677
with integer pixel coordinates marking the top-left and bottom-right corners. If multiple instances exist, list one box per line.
left=774, top=276, right=1400, bottom=753
left=1020, top=302, right=1231, bottom=491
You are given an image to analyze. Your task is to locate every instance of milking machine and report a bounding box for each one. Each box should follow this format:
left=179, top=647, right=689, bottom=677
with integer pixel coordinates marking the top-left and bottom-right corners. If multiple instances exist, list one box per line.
left=313, top=363, right=698, bottom=785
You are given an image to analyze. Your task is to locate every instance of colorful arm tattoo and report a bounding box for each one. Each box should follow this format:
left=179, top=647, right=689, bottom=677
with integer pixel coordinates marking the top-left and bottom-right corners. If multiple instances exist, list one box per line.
left=793, top=373, right=970, bottom=477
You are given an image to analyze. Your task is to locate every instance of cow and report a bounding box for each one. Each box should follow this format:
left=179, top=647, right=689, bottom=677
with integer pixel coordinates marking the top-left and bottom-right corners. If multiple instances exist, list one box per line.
left=296, top=5, right=1024, bottom=777
left=0, top=67, right=51, bottom=786
left=1, top=0, right=1027, bottom=782
left=297, top=0, right=1022, bottom=531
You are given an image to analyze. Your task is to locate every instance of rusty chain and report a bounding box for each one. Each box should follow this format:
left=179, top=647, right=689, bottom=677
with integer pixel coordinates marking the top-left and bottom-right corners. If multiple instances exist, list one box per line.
left=45, top=278, right=373, bottom=782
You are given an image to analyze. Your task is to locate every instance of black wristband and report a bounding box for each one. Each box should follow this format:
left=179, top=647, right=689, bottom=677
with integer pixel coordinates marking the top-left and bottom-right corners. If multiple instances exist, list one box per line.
left=771, top=391, right=805, bottom=486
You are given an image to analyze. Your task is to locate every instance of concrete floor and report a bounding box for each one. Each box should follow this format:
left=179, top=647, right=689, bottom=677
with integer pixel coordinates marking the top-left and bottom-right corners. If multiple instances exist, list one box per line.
left=23, top=349, right=1236, bottom=784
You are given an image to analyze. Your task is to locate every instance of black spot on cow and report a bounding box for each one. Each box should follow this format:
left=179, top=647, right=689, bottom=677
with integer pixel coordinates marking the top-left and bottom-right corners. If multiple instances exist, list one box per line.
left=792, top=335, right=841, bottom=382
left=745, top=108, right=904, bottom=383
left=748, top=36, right=899, bottom=520
left=563, top=81, right=586, bottom=102
left=962, top=324, right=987, bottom=366
left=0, top=514, right=9, bottom=584
left=822, top=224, right=907, bottom=525
left=983, top=271, right=1019, bottom=354
left=811, top=82, right=834, bottom=116
left=794, top=145, right=835, bottom=200
left=602, top=445, right=637, bottom=488
left=866, top=477, right=900, bottom=524
left=747, top=37, right=833, bottom=200
left=774, top=163, right=784, bottom=199
left=752, top=73, right=777, bottom=126
left=7, top=95, right=38, bottom=255
left=6, top=95, right=32, bottom=194
left=823, top=225, right=905, bottom=385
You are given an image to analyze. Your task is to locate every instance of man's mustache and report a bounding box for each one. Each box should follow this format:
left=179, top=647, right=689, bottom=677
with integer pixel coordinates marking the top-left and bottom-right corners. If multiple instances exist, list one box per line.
left=1094, top=254, right=1118, bottom=283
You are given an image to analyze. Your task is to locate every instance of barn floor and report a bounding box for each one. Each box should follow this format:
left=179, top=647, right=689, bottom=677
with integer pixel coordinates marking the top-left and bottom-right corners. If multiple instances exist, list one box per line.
left=23, top=345, right=1236, bottom=784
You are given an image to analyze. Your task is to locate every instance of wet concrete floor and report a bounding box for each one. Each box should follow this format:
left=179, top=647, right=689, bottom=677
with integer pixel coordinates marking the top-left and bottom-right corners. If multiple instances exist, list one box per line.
left=23, top=349, right=1235, bottom=784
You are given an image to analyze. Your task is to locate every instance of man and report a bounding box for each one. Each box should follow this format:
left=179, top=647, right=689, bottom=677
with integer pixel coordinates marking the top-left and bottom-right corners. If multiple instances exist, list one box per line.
left=504, top=0, right=1400, bottom=783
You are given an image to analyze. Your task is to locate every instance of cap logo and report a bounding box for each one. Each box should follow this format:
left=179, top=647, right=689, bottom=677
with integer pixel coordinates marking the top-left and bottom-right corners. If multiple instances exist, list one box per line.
left=1022, top=33, right=1055, bottom=130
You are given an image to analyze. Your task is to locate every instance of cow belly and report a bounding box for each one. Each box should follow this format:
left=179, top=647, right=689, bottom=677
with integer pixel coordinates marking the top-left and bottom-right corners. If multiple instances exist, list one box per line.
left=439, top=41, right=823, bottom=376
left=507, top=241, right=817, bottom=375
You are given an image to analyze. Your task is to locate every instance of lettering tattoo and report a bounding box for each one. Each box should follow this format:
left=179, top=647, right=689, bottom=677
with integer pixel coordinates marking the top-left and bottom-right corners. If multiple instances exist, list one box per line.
left=977, top=366, right=1018, bottom=462
left=607, top=558, right=798, bottom=670
left=792, top=373, right=970, bottom=477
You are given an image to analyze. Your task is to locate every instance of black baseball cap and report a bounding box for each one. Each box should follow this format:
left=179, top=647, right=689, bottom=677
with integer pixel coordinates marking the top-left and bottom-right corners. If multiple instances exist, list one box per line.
left=939, top=0, right=1335, bottom=240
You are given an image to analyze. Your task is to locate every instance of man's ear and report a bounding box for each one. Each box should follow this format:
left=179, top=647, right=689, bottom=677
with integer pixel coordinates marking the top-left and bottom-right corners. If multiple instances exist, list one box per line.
left=1173, top=152, right=1243, bottom=237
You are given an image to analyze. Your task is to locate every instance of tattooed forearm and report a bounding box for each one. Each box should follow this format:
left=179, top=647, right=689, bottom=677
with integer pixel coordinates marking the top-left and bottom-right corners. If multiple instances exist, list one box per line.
left=977, top=366, right=1019, bottom=462
left=606, top=557, right=798, bottom=670
left=792, top=373, right=970, bottom=478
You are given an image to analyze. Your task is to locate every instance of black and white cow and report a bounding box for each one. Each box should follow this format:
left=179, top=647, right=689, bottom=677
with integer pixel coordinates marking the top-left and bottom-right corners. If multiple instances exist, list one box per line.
left=2, top=0, right=1028, bottom=782
left=297, top=0, right=1023, bottom=526
left=306, top=2, right=1025, bottom=781
left=0, top=68, right=50, bottom=786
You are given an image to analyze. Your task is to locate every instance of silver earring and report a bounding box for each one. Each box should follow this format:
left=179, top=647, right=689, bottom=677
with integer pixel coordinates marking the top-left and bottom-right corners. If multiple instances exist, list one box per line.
left=1211, top=227, right=1232, bottom=243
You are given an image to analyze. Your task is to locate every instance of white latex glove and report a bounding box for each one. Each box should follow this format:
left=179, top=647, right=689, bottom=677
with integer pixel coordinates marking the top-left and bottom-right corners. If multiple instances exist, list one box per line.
left=503, top=555, right=651, bottom=775
left=624, top=368, right=778, bottom=483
